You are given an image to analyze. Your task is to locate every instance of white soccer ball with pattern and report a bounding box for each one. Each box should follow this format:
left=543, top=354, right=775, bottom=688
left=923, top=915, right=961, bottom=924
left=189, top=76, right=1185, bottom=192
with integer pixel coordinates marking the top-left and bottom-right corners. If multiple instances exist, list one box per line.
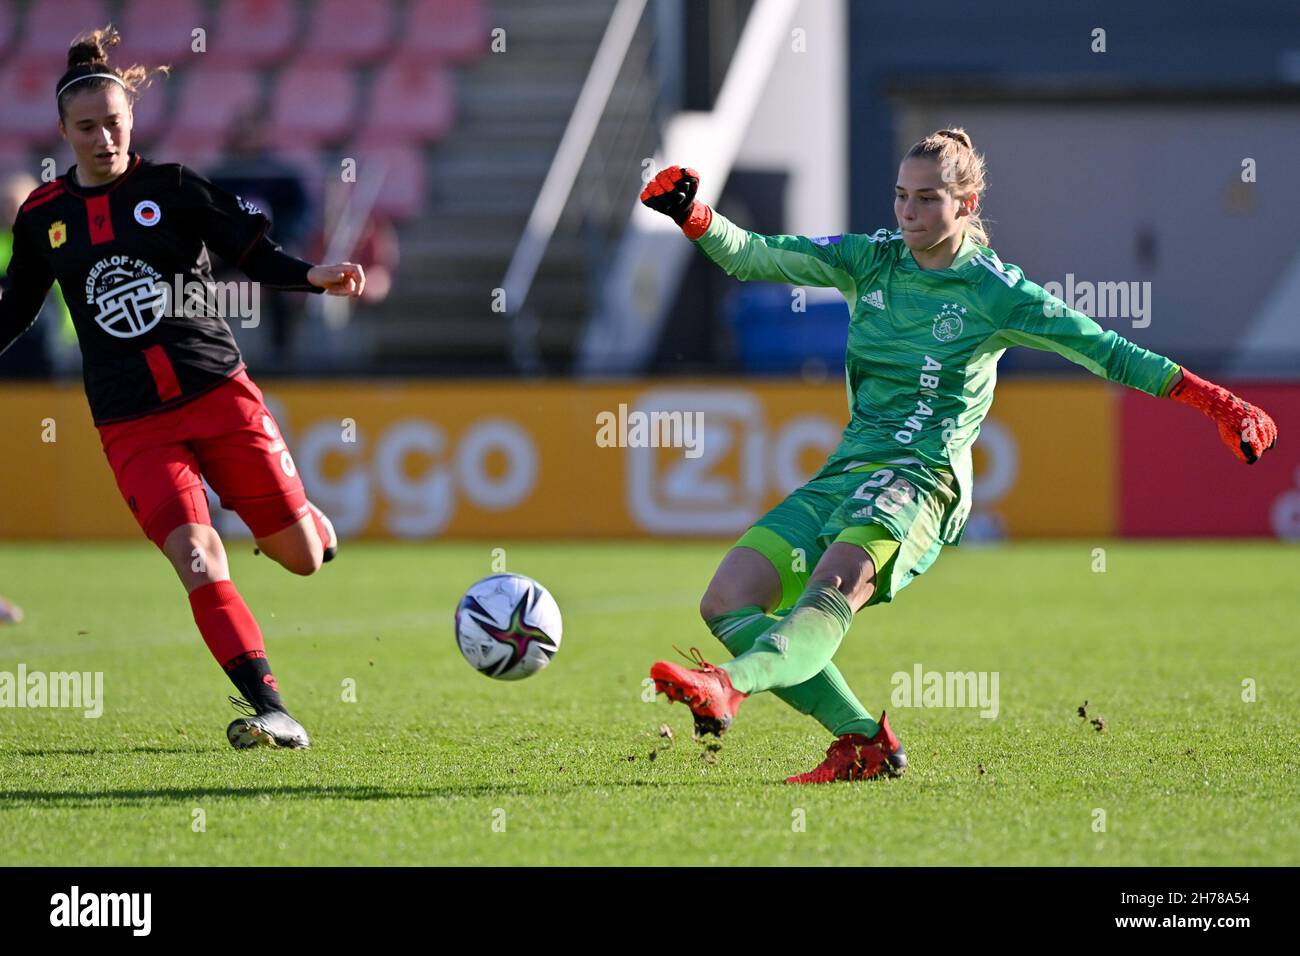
left=454, top=573, right=562, bottom=680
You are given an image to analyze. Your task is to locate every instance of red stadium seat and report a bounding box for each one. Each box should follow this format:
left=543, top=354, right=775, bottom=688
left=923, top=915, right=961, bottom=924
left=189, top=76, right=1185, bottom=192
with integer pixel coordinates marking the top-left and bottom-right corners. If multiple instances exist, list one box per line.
left=357, top=62, right=455, bottom=145
left=302, top=0, right=395, bottom=65
left=117, top=0, right=206, bottom=64
left=22, top=0, right=111, bottom=66
left=269, top=63, right=359, bottom=147
left=399, top=0, right=490, bottom=63
left=0, top=58, right=60, bottom=148
left=210, top=0, right=299, bottom=66
left=168, top=65, right=261, bottom=139
left=350, top=145, right=426, bottom=222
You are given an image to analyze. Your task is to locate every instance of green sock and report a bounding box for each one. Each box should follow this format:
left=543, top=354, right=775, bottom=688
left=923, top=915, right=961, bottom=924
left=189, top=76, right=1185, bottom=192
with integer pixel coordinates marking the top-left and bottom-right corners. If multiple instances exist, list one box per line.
left=717, top=584, right=854, bottom=696
left=708, top=606, right=879, bottom=737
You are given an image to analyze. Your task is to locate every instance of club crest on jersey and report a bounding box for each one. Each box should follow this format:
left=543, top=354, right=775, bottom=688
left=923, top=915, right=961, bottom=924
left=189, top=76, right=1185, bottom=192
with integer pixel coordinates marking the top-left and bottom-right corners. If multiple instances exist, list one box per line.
left=810, top=235, right=842, bottom=246
left=932, top=303, right=967, bottom=342
left=133, top=200, right=161, bottom=226
left=86, top=256, right=168, bottom=338
left=48, top=221, right=67, bottom=248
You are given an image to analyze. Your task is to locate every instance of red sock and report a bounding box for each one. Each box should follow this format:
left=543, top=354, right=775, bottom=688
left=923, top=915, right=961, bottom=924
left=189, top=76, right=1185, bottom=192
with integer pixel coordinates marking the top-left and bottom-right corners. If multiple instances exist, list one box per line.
left=188, top=580, right=284, bottom=711
left=188, top=580, right=264, bottom=668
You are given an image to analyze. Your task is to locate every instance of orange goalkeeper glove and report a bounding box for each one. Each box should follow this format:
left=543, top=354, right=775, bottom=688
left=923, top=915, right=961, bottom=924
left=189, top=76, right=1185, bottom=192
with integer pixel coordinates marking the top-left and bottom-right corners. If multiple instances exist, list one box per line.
left=1169, top=368, right=1278, bottom=464
left=640, top=165, right=713, bottom=240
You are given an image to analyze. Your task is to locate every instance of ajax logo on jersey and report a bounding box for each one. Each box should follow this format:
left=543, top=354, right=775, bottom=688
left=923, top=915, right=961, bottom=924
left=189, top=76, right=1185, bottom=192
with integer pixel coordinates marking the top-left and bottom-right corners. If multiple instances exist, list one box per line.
left=932, top=303, right=967, bottom=342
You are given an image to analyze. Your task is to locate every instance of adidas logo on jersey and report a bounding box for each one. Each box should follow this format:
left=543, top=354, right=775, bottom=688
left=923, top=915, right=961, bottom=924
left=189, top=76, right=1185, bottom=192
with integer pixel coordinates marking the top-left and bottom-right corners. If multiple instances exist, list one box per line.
left=861, top=289, right=885, bottom=310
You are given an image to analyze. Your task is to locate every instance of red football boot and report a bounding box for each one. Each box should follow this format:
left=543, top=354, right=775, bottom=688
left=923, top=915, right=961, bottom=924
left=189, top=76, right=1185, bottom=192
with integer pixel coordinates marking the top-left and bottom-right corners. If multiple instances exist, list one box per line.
left=869, top=710, right=908, bottom=773
left=650, top=647, right=748, bottom=737
left=785, top=711, right=908, bottom=784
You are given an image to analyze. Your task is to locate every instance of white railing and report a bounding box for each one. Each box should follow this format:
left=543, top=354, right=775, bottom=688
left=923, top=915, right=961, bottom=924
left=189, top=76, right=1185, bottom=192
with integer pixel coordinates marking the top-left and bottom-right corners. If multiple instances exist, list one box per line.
left=500, top=0, right=651, bottom=371
left=578, top=0, right=802, bottom=375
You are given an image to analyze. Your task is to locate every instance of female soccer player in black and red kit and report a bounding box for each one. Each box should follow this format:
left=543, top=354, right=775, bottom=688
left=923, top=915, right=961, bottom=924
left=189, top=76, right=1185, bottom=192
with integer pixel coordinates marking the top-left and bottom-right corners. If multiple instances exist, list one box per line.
left=0, top=28, right=366, bottom=749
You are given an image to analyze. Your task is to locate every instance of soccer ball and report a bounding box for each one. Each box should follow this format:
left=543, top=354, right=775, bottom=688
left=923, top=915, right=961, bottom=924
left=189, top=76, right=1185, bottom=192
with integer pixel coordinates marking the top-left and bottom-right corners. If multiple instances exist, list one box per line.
left=454, top=573, right=562, bottom=680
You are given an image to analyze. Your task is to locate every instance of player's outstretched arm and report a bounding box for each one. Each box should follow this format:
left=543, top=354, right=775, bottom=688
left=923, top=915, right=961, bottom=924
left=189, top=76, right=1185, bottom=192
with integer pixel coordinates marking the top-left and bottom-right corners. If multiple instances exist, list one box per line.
left=639, top=165, right=858, bottom=297
left=234, top=236, right=365, bottom=297
left=1165, top=367, right=1278, bottom=465
left=999, top=280, right=1278, bottom=465
left=180, top=165, right=364, bottom=298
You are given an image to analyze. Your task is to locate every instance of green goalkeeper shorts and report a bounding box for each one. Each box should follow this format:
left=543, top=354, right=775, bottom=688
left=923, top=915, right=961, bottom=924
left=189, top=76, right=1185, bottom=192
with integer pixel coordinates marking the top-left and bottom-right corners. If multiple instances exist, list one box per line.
left=733, top=460, right=958, bottom=610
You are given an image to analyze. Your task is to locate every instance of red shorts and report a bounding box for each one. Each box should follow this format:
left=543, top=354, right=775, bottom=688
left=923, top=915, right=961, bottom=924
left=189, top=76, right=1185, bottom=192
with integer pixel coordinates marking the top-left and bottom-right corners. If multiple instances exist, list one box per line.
left=97, top=369, right=309, bottom=549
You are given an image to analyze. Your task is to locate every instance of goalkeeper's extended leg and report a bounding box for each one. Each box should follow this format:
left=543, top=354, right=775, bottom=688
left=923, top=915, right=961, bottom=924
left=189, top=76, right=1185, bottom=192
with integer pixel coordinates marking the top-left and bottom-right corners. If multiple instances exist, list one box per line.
left=716, top=543, right=874, bottom=695
left=701, top=546, right=883, bottom=738
left=708, top=603, right=906, bottom=782
left=653, top=543, right=885, bottom=740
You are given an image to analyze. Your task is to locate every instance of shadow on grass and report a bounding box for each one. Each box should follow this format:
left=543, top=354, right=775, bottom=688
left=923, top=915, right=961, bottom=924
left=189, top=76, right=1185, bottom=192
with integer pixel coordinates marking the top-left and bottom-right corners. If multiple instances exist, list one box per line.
left=0, top=778, right=770, bottom=808
left=9, top=746, right=212, bottom=756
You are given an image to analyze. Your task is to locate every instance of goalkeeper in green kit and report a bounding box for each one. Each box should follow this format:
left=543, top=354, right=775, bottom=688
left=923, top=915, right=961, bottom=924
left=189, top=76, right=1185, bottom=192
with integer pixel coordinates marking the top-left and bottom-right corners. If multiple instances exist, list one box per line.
left=641, top=128, right=1279, bottom=783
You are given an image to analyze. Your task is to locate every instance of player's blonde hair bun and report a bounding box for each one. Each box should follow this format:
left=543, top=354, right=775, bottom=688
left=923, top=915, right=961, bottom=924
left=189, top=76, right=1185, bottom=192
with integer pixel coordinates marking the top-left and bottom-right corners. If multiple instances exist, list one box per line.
left=905, top=127, right=989, bottom=246
left=935, top=128, right=973, bottom=149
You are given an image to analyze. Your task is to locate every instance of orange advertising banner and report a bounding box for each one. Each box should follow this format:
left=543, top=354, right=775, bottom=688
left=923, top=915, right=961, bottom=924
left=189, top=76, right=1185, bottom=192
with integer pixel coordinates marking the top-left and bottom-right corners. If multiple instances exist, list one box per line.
left=0, top=378, right=1116, bottom=540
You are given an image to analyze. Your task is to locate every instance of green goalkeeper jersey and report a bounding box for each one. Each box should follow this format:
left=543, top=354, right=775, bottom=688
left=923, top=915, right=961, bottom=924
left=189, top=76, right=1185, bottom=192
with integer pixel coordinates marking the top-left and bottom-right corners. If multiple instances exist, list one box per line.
left=693, top=212, right=1180, bottom=546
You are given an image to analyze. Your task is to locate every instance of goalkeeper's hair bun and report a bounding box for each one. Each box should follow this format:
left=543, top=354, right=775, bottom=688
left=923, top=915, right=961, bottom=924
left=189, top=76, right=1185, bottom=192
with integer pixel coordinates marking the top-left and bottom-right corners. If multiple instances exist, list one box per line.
left=904, top=127, right=990, bottom=246
left=935, top=128, right=973, bottom=149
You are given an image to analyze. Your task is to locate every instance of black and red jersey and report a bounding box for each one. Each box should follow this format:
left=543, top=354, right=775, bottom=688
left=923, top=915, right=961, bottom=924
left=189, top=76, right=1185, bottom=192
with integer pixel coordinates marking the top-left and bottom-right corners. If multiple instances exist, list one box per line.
left=0, top=153, right=321, bottom=423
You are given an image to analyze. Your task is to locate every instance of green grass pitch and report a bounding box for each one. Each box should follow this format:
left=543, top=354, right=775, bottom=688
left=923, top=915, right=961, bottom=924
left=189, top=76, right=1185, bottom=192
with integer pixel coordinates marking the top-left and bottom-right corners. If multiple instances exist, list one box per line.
left=1, top=539, right=1296, bottom=866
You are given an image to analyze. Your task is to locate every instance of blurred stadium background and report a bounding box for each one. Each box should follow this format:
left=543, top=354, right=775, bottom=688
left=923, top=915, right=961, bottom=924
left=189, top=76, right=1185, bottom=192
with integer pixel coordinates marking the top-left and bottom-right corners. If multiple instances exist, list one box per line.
left=2, top=0, right=1300, bottom=546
